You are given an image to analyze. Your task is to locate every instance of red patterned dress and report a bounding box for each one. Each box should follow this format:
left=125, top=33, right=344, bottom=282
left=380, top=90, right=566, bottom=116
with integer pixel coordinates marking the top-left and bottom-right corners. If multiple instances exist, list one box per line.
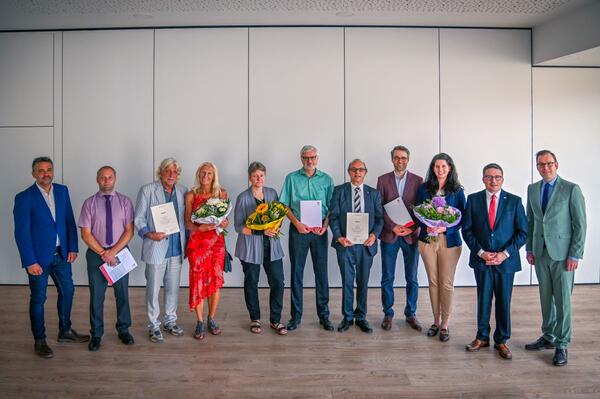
left=186, top=193, right=225, bottom=310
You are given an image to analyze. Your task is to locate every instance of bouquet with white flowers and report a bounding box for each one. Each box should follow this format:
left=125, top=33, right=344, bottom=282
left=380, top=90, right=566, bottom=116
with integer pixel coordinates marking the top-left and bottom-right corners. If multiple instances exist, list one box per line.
left=191, top=198, right=232, bottom=235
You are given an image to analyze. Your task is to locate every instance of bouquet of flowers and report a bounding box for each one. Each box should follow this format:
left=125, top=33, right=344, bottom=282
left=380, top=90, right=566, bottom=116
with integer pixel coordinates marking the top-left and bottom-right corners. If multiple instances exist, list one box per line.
left=191, top=198, right=232, bottom=235
left=413, top=196, right=461, bottom=243
left=245, top=201, right=288, bottom=238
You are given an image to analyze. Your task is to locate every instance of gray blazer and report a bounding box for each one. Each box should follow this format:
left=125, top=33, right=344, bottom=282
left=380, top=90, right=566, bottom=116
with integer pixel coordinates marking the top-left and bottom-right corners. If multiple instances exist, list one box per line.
left=234, top=186, right=285, bottom=264
left=134, top=181, right=188, bottom=264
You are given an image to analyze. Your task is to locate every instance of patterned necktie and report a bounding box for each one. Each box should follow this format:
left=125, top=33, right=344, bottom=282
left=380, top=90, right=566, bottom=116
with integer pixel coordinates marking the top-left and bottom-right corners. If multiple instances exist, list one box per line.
left=104, top=195, right=113, bottom=246
left=489, top=194, right=496, bottom=230
left=353, top=187, right=361, bottom=213
left=541, top=183, right=550, bottom=213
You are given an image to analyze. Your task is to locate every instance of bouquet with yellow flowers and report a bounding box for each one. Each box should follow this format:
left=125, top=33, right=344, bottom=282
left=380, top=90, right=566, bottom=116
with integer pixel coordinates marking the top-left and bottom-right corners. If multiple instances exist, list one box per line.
left=245, top=201, right=288, bottom=238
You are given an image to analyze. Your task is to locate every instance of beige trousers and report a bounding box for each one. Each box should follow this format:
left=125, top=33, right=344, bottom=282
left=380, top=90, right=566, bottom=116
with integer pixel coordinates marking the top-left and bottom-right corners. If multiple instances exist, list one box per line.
left=418, top=234, right=461, bottom=326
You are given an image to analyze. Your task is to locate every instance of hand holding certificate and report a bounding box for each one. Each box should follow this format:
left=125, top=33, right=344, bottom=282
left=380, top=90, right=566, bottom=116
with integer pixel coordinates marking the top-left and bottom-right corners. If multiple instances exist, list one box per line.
left=346, top=212, right=369, bottom=245
left=100, top=248, right=137, bottom=285
left=300, top=200, right=322, bottom=228
left=383, top=198, right=415, bottom=228
left=151, top=202, right=180, bottom=235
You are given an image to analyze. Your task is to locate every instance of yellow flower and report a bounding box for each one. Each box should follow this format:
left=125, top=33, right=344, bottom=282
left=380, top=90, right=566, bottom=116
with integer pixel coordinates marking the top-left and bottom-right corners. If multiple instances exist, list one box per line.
left=256, top=203, right=269, bottom=213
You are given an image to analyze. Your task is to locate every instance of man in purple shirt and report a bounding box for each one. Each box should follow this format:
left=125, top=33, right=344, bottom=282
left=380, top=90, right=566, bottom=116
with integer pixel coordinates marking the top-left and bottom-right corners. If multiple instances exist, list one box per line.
left=79, top=166, right=135, bottom=351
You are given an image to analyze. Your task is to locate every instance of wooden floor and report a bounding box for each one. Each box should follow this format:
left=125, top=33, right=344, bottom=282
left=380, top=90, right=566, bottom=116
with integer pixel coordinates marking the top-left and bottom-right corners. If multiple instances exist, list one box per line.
left=0, top=285, right=599, bottom=398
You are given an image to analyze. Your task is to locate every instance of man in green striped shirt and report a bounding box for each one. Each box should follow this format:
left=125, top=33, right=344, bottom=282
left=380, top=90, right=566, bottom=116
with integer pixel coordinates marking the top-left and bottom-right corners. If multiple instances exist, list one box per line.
left=280, top=145, right=334, bottom=332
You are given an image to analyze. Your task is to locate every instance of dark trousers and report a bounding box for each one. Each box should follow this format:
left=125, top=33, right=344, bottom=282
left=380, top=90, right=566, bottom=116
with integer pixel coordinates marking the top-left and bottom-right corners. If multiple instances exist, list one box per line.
left=336, top=245, right=373, bottom=321
left=288, top=225, right=329, bottom=321
left=380, top=238, right=420, bottom=318
left=241, top=256, right=284, bottom=324
left=28, top=251, right=74, bottom=340
left=86, top=249, right=131, bottom=338
left=474, top=267, right=515, bottom=344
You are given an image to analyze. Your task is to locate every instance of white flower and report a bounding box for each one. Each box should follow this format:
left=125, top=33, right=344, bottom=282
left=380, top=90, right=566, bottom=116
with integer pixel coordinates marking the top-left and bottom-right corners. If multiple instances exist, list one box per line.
left=207, top=198, right=221, bottom=205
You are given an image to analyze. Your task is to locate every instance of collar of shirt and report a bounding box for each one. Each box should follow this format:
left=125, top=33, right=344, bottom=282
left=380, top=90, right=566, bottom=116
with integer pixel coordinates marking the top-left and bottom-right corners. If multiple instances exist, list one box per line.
left=351, top=183, right=364, bottom=191
left=98, top=190, right=115, bottom=197
left=36, top=182, right=53, bottom=197
left=298, top=167, right=323, bottom=178
left=542, top=175, right=558, bottom=188
left=486, top=190, right=501, bottom=200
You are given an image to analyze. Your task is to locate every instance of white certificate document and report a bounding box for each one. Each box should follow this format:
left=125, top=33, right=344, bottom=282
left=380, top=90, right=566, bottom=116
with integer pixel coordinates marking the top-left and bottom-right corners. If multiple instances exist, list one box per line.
left=346, top=212, right=369, bottom=244
left=383, top=198, right=415, bottom=227
left=300, top=200, right=322, bottom=228
left=151, top=202, right=180, bottom=235
left=99, top=248, right=137, bottom=285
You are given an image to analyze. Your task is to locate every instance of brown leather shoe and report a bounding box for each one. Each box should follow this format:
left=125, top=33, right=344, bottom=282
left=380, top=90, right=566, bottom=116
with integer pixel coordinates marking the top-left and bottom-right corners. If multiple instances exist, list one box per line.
left=465, top=338, right=490, bottom=352
left=381, top=315, right=393, bottom=331
left=495, top=343, right=513, bottom=360
left=406, top=317, right=423, bottom=332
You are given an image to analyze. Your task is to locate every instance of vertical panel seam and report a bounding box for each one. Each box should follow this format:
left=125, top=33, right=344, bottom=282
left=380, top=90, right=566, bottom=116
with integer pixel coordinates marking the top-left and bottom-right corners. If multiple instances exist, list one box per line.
left=438, top=28, right=441, bottom=152
left=61, top=31, right=64, bottom=183
left=247, top=27, right=250, bottom=184
left=530, top=29, right=534, bottom=285
left=152, top=29, right=156, bottom=181
left=343, top=27, right=346, bottom=182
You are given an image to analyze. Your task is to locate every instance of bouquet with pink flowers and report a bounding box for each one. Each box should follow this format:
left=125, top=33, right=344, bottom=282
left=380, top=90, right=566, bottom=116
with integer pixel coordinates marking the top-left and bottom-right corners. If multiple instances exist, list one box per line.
left=413, top=196, right=461, bottom=242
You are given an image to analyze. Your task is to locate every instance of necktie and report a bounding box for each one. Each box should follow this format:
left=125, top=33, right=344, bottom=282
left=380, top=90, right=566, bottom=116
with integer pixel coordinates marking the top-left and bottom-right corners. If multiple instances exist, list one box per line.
left=104, top=195, right=113, bottom=246
left=541, top=183, right=550, bottom=213
left=353, top=187, right=361, bottom=213
left=489, top=194, right=496, bottom=230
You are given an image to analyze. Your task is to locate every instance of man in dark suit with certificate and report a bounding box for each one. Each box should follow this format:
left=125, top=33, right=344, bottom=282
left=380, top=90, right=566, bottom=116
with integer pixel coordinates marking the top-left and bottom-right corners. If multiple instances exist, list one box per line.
left=376, top=145, right=423, bottom=331
left=13, top=156, right=90, bottom=358
left=462, top=163, right=527, bottom=359
left=329, top=159, right=383, bottom=333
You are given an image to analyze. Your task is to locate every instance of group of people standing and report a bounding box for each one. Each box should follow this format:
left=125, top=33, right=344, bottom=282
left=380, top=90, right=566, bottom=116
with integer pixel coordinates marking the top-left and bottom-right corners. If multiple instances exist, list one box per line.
left=13, top=145, right=586, bottom=368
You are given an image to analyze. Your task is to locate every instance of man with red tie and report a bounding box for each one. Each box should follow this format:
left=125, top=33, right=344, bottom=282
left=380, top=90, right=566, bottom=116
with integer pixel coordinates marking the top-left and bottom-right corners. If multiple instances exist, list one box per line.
left=461, top=163, right=528, bottom=359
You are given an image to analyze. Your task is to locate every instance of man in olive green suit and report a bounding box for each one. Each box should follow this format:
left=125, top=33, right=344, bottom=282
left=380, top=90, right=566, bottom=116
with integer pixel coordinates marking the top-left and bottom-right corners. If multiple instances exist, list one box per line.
left=525, top=150, right=586, bottom=367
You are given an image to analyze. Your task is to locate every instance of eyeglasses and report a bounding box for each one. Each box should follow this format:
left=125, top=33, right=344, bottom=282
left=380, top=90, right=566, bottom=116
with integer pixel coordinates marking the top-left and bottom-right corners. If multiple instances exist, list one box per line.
left=301, top=156, right=318, bottom=161
left=537, top=162, right=556, bottom=168
left=483, top=175, right=503, bottom=181
left=393, top=156, right=409, bottom=162
left=349, top=168, right=367, bottom=173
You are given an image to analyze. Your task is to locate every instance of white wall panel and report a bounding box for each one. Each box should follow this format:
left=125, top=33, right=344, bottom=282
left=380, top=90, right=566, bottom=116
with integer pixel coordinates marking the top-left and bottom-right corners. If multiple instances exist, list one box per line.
left=249, top=28, right=344, bottom=287
left=0, top=32, right=53, bottom=127
left=345, top=27, right=439, bottom=287
left=533, top=68, right=600, bottom=284
left=0, top=127, right=54, bottom=284
left=155, top=28, right=248, bottom=286
left=440, top=29, right=532, bottom=286
left=62, top=30, right=154, bottom=286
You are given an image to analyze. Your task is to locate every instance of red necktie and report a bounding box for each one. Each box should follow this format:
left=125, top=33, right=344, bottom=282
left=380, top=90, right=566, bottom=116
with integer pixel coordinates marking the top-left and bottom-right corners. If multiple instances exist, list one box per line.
left=489, top=194, right=496, bottom=230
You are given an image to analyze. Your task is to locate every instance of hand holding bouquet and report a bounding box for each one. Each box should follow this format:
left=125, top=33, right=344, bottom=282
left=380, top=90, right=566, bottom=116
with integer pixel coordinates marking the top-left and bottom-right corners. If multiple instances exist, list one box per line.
left=413, top=196, right=461, bottom=243
left=192, top=198, right=232, bottom=235
left=245, top=201, right=288, bottom=238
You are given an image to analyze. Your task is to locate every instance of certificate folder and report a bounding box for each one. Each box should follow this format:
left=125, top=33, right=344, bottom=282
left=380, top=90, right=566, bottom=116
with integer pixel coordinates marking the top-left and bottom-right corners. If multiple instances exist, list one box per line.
left=383, top=198, right=415, bottom=228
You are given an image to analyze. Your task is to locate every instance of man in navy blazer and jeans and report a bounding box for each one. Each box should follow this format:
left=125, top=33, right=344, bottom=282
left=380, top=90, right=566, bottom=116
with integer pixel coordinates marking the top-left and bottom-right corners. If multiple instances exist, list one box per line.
left=13, top=156, right=90, bottom=359
left=329, top=159, right=384, bottom=333
left=462, top=163, right=527, bottom=360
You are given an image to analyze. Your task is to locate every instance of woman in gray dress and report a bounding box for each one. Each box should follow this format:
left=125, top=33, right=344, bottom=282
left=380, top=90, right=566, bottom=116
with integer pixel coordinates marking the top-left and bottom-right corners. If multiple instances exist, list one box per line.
left=234, top=162, right=287, bottom=335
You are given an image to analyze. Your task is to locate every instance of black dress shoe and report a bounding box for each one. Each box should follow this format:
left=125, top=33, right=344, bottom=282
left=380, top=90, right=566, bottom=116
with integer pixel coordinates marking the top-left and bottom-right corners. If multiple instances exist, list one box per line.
left=553, top=348, right=568, bottom=366
left=525, top=336, right=556, bottom=351
left=355, top=319, right=373, bottom=334
left=88, top=337, right=101, bottom=351
left=337, top=319, right=353, bottom=332
left=320, top=318, right=334, bottom=331
left=286, top=319, right=301, bottom=331
left=58, top=328, right=90, bottom=343
left=118, top=331, right=135, bottom=345
left=34, top=339, right=53, bottom=359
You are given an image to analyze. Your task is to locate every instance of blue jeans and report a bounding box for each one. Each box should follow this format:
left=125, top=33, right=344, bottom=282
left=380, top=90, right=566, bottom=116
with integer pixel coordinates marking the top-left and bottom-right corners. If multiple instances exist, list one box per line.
left=336, top=245, right=373, bottom=322
left=380, top=238, right=420, bottom=318
left=288, top=226, right=329, bottom=321
left=86, top=249, right=131, bottom=338
left=27, top=252, right=74, bottom=340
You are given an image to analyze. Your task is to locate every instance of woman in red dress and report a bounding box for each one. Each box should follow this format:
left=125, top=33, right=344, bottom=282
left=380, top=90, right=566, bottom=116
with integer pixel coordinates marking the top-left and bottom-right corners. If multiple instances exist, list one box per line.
left=184, top=162, right=229, bottom=340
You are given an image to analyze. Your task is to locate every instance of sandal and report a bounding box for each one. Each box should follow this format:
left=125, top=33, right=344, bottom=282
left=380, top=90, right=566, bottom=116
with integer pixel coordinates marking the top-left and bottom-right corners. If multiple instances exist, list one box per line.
left=207, top=317, right=222, bottom=335
left=193, top=321, right=205, bottom=340
left=439, top=328, right=450, bottom=342
left=250, top=320, right=262, bottom=334
left=427, top=324, right=439, bottom=337
left=270, top=322, right=288, bottom=336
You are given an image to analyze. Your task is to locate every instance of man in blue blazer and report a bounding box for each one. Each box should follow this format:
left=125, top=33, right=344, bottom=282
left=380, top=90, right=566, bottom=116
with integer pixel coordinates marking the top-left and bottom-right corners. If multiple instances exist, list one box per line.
left=13, top=156, right=89, bottom=359
left=329, top=159, right=384, bottom=333
left=462, top=163, right=527, bottom=360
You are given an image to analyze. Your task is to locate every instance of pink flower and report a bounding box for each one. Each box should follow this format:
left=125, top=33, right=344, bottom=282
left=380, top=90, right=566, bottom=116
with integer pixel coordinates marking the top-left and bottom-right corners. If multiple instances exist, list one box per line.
left=436, top=206, right=444, bottom=213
